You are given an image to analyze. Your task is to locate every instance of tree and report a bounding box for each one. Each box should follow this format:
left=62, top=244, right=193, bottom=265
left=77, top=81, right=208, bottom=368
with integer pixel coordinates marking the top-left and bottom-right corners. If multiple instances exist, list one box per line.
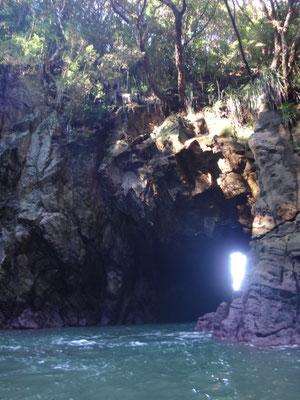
left=258, top=0, right=300, bottom=90
left=158, top=0, right=217, bottom=109
left=158, top=0, right=187, bottom=109
left=223, top=0, right=252, bottom=77
left=110, top=0, right=217, bottom=110
left=110, top=0, right=166, bottom=103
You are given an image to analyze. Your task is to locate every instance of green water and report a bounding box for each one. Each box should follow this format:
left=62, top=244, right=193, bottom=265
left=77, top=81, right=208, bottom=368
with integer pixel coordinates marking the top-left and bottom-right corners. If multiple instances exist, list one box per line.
left=0, top=324, right=299, bottom=400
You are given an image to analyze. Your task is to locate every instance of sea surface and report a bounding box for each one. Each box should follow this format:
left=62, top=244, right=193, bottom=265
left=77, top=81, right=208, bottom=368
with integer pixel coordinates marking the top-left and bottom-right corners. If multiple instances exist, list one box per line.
left=0, top=323, right=299, bottom=400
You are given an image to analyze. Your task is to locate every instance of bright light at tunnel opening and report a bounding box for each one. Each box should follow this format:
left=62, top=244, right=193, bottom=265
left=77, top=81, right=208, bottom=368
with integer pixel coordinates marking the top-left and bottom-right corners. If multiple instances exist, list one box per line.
left=230, top=252, right=247, bottom=291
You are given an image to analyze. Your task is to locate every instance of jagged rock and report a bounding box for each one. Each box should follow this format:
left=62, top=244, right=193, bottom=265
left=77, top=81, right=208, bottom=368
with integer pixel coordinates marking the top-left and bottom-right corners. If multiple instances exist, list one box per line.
left=0, top=75, right=254, bottom=329
left=195, top=312, right=215, bottom=332
left=196, top=111, right=300, bottom=346
left=195, top=302, right=230, bottom=332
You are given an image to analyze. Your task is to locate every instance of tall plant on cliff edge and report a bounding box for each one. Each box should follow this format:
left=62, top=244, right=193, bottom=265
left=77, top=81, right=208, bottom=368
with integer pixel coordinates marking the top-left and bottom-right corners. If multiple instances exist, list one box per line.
left=220, top=68, right=286, bottom=127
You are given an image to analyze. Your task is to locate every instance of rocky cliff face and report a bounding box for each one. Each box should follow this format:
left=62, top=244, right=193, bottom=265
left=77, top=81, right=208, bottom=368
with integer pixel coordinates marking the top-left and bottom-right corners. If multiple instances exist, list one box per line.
left=0, top=73, right=254, bottom=329
left=4, top=72, right=299, bottom=345
left=196, top=111, right=300, bottom=346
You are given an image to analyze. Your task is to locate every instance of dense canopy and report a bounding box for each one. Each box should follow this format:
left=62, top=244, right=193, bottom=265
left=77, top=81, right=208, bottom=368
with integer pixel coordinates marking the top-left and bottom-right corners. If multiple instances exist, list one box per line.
left=0, top=0, right=299, bottom=122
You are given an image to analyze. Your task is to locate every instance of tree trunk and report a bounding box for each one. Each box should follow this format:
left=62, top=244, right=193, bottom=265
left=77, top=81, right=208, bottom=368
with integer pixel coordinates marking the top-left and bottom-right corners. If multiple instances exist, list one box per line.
left=174, top=14, right=186, bottom=110
left=281, top=28, right=292, bottom=98
left=281, top=30, right=289, bottom=79
left=223, top=0, right=251, bottom=77
left=137, top=33, right=166, bottom=103
left=110, top=0, right=166, bottom=104
left=270, top=30, right=282, bottom=69
left=159, top=0, right=187, bottom=111
left=142, top=56, right=166, bottom=102
left=259, top=0, right=298, bottom=94
left=288, top=26, right=300, bottom=74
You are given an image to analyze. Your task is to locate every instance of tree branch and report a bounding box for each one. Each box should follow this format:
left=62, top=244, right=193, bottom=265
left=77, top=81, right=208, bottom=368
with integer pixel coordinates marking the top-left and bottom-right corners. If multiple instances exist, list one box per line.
left=180, top=0, right=187, bottom=16
left=268, top=0, right=278, bottom=20
left=223, top=0, right=252, bottom=77
left=197, top=0, right=210, bottom=21
left=183, top=1, right=217, bottom=49
left=283, top=0, right=296, bottom=31
left=274, top=0, right=282, bottom=20
left=136, top=0, right=147, bottom=28
left=259, top=0, right=272, bottom=22
left=259, top=0, right=281, bottom=30
left=234, top=0, right=254, bottom=25
left=110, top=0, right=166, bottom=103
left=159, top=0, right=180, bottom=16
left=232, top=0, right=236, bottom=20
left=110, top=0, right=130, bottom=24
left=142, top=5, right=161, bottom=42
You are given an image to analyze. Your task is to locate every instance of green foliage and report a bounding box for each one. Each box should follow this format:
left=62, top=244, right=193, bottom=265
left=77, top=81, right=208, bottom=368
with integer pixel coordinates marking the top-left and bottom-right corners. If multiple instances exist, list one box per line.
left=278, top=102, right=300, bottom=126
left=207, top=83, right=216, bottom=105
left=64, top=99, right=108, bottom=128
left=3, top=33, right=46, bottom=65
left=253, top=68, right=286, bottom=109
left=0, top=0, right=298, bottom=127
left=220, top=125, right=234, bottom=138
left=55, top=36, right=103, bottom=102
left=218, top=68, right=286, bottom=126
left=0, top=0, right=114, bottom=128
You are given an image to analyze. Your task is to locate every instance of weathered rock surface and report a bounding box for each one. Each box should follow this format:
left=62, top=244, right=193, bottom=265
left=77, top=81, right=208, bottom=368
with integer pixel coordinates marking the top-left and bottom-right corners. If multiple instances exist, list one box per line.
left=4, top=71, right=300, bottom=345
left=0, top=73, right=254, bottom=329
left=196, top=111, right=300, bottom=346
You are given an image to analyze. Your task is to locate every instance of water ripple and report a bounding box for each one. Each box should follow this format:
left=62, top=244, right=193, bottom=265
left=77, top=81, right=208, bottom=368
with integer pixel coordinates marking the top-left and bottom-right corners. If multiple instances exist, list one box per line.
left=0, top=324, right=299, bottom=400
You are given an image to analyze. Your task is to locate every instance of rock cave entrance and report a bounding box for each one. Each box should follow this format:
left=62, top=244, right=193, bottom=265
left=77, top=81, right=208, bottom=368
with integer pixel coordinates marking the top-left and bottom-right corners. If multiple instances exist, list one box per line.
left=153, top=227, right=250, bottom=324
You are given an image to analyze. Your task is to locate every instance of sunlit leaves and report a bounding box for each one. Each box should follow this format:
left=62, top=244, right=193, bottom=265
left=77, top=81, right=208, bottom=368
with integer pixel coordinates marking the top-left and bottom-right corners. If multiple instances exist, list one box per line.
left=0, top=0, right=298, bottom=115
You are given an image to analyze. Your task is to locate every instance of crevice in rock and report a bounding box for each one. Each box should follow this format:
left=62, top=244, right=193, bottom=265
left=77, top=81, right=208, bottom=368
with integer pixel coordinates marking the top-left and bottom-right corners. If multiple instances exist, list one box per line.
left=292, top=259, right=300, bottom=316
left=255, top=326, right=292, bottom=338
left=252, top=213, right=299, bottom=241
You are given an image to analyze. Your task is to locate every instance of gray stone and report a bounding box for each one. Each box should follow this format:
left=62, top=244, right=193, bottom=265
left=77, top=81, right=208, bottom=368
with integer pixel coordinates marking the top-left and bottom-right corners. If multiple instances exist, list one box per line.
left=196, top=111, right=300, bottom=346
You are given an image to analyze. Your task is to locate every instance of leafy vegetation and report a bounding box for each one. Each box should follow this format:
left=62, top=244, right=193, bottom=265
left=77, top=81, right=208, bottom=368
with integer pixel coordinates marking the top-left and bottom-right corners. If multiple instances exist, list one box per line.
left=218, top=68, right=287, bottom=125
left=0, top=0, right=299, bottom=126
left=279, top=101, right=300, bottom=126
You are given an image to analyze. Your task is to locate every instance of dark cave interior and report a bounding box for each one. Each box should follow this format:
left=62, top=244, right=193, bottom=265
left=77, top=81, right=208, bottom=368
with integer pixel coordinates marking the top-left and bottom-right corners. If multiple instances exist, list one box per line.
left=153, top=227, right=250, bottom=323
